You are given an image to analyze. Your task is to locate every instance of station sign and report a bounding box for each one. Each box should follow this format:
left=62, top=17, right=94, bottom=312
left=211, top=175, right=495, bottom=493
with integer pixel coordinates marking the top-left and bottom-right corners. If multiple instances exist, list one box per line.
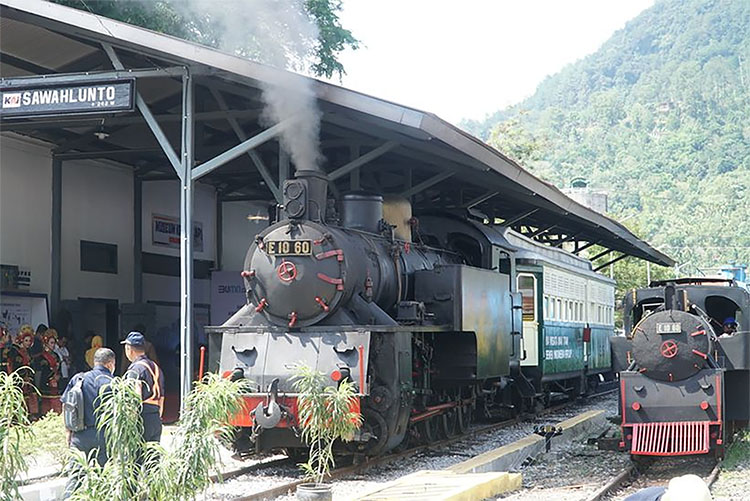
left=0, top=78, right=135, bottom=118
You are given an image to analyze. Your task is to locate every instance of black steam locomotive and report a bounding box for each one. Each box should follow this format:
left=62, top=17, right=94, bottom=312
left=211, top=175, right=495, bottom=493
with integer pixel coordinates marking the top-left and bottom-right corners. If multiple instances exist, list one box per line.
left=208, top=169, right=616, bottom=456
left=617, top=278, right=750, bottom=456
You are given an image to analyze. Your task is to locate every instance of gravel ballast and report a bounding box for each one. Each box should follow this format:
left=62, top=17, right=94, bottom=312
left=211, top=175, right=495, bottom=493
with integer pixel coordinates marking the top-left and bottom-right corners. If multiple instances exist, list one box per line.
left=203, top=393, right=618, bottom=500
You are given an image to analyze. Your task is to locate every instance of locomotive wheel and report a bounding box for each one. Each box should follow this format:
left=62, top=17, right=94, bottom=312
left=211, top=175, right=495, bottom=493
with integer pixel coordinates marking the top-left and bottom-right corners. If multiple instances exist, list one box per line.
left=419, top=417, right=440, bottom=443
left=440, top=409, right=458, bottom=438
left=457, top=404, right=472, bottom=433
left=352, top=409, right=389, bottom=456
left=285, top=448, right=308, bottom=463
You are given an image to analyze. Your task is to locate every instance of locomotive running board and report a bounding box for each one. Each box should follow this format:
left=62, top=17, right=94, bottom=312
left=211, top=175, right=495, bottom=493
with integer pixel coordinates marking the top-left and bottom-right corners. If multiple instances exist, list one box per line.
left=630, top=421, right=710, bottom=455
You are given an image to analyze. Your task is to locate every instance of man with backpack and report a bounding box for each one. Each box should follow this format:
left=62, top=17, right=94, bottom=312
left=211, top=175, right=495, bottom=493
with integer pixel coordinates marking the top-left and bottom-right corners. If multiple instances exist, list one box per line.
left=61, top=348, right=116, bottom=469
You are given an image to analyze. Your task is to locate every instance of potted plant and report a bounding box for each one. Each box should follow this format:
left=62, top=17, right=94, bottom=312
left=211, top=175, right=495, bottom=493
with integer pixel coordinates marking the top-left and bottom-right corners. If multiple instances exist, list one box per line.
left=293, top=364, right=362, bottom=501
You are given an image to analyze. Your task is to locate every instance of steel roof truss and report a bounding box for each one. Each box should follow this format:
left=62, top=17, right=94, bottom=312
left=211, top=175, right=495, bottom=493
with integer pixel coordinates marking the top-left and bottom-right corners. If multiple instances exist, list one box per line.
left=209, top=86, right=281, bottom=202
left=594, top=253, right=628, bottom=272
left=400, top=170, right=454, bottom=198
left=102, top=42, right=182, bottom=176
left=327, top=140, right=399, bottom=181
left=590, top=248, right=613, bottom=261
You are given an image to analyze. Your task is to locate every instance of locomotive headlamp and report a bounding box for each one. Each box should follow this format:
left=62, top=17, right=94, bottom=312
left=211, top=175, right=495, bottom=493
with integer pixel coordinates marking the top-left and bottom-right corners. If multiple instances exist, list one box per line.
left=331, top=367, right=351, bottom=383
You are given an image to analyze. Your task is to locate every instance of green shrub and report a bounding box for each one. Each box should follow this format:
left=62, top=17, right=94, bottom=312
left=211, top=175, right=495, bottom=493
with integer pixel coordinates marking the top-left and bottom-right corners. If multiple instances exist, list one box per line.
left=293, top=364, right=362, bottom=485
left=19, top=411, right=69, bottom=466
left=0, top=369, right=34, bottom=501
left=69, top=372, right=247, bottom=501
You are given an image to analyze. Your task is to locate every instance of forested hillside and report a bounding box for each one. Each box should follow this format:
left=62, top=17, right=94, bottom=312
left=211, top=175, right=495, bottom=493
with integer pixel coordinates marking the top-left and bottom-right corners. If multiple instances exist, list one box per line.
left=463, top=0, right=750, bottom=274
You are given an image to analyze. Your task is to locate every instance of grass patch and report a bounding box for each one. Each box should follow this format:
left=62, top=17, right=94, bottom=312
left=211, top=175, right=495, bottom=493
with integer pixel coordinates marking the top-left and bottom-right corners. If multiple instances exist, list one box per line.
left=19, top=411, right=69, bottom=467
left=723, top=431, right=750, bottom=471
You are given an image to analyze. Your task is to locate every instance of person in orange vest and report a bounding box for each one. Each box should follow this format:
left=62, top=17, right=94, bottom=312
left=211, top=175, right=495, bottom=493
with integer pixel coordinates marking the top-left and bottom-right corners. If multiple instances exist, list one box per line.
left=122, top=331, right=164, bottom=442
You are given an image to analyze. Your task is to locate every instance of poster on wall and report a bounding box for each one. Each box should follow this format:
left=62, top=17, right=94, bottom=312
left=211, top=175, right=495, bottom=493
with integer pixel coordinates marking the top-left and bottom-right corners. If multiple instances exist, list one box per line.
left=152, top=213, right=203, bottom=252
left=210, top=271, right=246, bottom=326
left=0, top=292, right=49, bottom=337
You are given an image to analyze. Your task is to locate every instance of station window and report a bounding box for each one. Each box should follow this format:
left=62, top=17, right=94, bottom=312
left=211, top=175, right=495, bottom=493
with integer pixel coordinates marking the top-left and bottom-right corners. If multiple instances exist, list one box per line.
left=517, top=274, right=537, bottom=322
left=80, top=240, right=118, bottom=274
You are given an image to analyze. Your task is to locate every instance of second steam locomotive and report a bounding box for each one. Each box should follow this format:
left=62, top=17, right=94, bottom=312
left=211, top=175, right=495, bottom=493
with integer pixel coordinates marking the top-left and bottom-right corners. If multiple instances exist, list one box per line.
left=616, top=277, right=750, bottom=457
left=209, top=169, right=616, bottom=456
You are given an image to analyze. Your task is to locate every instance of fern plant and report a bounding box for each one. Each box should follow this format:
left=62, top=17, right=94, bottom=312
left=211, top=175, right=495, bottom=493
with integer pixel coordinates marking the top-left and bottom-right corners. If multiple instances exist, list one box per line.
left=292, top=364, right=362, bottom=486
left=0, top=369, right=35, bottom=501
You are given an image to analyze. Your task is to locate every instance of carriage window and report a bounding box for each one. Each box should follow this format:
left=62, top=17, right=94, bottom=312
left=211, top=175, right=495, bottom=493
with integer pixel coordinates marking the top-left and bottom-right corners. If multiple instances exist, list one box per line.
left=567, top=301, right=573, bottom=322
left=557, top=299, right=562, bottom=320
left=517, top=274, right=537, bottom=322
left=543, top=295, right=549, bottom=320
left=551, top=297, right=557, bottom=320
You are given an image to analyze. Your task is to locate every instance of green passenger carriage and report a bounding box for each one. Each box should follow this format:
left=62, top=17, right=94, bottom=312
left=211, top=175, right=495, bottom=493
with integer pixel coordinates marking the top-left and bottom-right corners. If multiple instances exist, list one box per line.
left=507, top=231, right=616, bottom=401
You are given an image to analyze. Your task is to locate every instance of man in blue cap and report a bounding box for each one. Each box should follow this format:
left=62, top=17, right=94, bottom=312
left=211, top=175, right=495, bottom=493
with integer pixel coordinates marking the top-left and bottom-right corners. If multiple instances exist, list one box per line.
left=721, top=317, right=738, bottom=337
left=122, top=331, right=165, bottom=442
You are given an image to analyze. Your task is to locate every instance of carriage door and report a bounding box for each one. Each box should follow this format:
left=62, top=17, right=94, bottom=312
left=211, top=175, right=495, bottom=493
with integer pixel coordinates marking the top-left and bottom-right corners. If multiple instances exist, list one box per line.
left=518, top=274, right=539, bottom=367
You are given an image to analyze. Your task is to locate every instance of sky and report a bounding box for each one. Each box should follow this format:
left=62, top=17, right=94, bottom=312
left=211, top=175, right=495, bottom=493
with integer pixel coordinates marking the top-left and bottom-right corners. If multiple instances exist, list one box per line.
left=328, top=1, right=655, bottom=124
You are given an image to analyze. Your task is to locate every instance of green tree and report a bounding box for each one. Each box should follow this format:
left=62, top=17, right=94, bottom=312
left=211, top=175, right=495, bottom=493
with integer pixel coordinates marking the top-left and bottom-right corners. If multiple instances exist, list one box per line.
left=463, top=0, right=750, bottom=270
left=50, top=0, right=358, bottom=79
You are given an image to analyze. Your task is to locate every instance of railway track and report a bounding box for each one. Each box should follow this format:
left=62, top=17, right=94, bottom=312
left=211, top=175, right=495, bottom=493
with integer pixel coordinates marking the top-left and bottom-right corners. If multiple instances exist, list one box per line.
left=586, top=455, right=721, bottom=501
left=223, top=389, right=617, bottom=501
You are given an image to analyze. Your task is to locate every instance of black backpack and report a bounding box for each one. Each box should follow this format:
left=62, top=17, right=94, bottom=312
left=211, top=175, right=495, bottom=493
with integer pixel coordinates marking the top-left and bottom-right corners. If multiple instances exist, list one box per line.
left=62, top=373, right=85, bottom=432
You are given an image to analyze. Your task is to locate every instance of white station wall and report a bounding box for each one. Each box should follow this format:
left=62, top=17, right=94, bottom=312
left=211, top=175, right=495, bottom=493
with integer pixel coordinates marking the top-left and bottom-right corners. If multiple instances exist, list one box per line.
left=141, top=180, right=216, bottom=305
left=0, top=135, right=53, bottom=294
left=142, top=180, right=216, bottom=262
left=221, top=201, right=269, bottom=271
left=1, top=134, right=232, bottom=317
left=61, top=159, right=134, bottom=303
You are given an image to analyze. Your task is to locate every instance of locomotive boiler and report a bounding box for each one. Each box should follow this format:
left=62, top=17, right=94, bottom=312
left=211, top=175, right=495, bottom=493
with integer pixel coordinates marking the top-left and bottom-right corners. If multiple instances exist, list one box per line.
left=618, top=279, right=750, bottom=457
left=209, top=169, right=522, bottom=456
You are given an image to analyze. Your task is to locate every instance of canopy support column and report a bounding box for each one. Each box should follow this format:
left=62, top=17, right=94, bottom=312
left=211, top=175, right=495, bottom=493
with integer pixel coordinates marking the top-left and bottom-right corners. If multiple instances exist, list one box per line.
left=179, top=70, right=195, bottom=404
left=50, top=157, right=62, bottom=320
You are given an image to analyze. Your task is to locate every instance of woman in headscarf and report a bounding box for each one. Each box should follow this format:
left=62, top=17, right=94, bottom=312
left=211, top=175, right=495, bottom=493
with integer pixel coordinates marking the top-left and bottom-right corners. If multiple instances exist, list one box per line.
left=85, top=335, right=103, bottom=369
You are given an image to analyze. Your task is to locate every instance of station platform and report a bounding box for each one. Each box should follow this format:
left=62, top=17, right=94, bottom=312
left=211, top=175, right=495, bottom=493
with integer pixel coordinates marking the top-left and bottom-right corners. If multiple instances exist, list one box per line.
left=356, top=409, right=608, bottom=501
left=355, top=470, right=521, bottom=501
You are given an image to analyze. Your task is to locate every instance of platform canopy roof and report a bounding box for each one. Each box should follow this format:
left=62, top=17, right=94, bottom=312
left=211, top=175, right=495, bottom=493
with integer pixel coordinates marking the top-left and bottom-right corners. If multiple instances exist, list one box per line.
left=0, top=0, right=674, bottom=268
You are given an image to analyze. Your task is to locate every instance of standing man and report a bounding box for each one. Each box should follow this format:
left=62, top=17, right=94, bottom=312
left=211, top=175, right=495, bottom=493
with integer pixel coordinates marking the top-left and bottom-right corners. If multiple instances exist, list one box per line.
left=61, top=348, right=115, bottom=499
left=122, top=331, right=164, bottom=442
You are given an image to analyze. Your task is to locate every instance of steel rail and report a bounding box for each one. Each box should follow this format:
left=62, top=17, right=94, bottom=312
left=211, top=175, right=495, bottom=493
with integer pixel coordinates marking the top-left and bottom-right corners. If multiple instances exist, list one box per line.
left=228, top=388, right=617, bottom=501
left=586, top=455, right=721, bottom=501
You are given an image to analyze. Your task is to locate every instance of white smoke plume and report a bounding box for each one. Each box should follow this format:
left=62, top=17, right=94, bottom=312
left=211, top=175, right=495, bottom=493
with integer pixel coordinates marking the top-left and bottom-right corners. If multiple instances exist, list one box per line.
left=168, top=0, right=323, bottom=172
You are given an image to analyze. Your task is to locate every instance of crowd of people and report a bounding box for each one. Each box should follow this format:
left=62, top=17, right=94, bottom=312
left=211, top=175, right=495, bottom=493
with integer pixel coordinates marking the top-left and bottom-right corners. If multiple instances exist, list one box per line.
left=1, top=323, right=70, bottom=417
left=0, top=323, right=163, bottom=420
left=1, top=323, right=166, bottom=497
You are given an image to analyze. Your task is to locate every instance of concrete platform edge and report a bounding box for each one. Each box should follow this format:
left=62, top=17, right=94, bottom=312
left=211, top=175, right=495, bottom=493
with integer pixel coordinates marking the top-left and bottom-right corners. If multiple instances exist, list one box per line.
left=448, top=409, right=608, bottom=474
